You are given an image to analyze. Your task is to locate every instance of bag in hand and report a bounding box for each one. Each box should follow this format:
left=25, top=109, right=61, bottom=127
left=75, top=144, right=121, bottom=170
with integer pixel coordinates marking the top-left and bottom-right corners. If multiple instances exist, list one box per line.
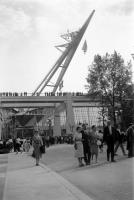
left=74, top=143, right=77, bottom=150
left=40, top=145, right=45, bottom=154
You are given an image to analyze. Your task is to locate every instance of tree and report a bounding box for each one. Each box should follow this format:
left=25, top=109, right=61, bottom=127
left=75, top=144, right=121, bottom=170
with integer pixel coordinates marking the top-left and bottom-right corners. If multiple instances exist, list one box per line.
left=86, top=51, right=133, bottom=127
left=121, top=84, right=134, bottom=129
left=98, top=105, right=108, bottom=130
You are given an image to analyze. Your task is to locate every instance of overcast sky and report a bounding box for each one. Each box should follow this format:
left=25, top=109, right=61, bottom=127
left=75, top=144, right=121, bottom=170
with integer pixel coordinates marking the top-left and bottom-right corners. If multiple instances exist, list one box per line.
left=0, top=0, right=134, bottom=93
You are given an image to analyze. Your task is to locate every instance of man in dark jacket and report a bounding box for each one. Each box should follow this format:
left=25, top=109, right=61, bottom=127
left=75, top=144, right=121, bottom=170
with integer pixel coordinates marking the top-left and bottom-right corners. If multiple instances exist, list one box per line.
left=126, top=124, right=134, bottom=158
left=114, top=124, right=126, bottom=156
left=103, top=120, right=116, bottom=162
left=81, top=124, right=91, bottom=165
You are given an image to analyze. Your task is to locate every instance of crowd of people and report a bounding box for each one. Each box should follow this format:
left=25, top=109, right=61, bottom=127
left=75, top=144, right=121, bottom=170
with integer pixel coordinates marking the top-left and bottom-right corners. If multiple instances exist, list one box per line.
left=0, top=135, right=73, bottom=153
left=73, top=121, right=134, bottom=167
left=0, top=137, right=31, bottom=154
left=0, top=120, right=134, bottom=167
left=0, top=133, right=74, bottom=165
left=0, top=92, right=85, bottom=97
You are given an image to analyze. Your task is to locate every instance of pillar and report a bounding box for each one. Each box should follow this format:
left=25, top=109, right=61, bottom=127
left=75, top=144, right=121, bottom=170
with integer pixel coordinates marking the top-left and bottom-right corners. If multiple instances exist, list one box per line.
left=0, top=121, right=2, bottom=140
left=0, top=108, right=3, bottom=140
left=65, top=93, right=75, bottom=135
left=53, top=109, right=61, bottom=136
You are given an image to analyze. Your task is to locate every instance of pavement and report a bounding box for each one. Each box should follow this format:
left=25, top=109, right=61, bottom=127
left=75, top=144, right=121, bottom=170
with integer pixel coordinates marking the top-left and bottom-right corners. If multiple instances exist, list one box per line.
left=1, top=144, right=134, bottom=200
left=0, top=154, right=8, bottom=200
left=42, top=144, right=134, bottom=200
left=2, top=151, right=93, bottom=200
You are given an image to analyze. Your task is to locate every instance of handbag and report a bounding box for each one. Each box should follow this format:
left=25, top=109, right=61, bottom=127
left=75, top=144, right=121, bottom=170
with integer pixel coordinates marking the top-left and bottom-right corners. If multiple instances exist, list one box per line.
left=40, top=145, right=45, bottom=154
left=74, top=142, right=77, bottom=150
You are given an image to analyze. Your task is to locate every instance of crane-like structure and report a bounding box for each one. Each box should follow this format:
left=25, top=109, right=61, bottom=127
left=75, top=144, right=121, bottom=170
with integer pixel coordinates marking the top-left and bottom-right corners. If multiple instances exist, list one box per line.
left=32, top=10, right=95, bottom=96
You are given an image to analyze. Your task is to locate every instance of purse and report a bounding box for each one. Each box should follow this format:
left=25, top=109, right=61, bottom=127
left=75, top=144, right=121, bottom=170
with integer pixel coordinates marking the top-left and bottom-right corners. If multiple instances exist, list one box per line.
left=74, top=142, right=77, bottom=150
left=40, top=145, right=45, bottom=154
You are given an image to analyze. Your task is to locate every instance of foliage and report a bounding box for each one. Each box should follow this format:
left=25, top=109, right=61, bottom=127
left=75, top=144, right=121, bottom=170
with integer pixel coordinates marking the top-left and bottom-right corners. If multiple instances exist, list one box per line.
left=86, top=51, right=133, bottom=127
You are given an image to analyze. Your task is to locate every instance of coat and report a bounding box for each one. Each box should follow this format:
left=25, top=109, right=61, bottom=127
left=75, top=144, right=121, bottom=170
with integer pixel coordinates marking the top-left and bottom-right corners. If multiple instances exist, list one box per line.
left=103, top=126, right=116, bottom=145
left=32, top=135, right=43, bottom=159
left=126, top=126, right=134, bottom=152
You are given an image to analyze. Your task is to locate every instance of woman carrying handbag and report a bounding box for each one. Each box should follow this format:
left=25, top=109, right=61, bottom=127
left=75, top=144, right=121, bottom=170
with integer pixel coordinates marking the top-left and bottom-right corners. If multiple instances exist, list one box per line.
left=32, top=130, right=43, bottom=166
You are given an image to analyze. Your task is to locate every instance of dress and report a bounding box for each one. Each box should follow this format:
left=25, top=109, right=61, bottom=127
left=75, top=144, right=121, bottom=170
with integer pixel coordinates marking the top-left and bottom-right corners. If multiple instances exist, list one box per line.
left=32, top=135, right=43, bottom=159
left=90, top=131, right=98, bottom=155
left=24, top=141, right=31, bottom=152
left=74, top=132, right=84, bottom=158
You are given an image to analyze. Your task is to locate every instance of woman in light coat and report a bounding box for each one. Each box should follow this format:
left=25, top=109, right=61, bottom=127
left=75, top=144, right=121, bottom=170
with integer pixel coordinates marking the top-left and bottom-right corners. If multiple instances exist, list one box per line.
left=74, top=126, right=84, bottom=167
left=90, top=125, right=98, bottom=163
left=32, top=131, right=43, bottom=166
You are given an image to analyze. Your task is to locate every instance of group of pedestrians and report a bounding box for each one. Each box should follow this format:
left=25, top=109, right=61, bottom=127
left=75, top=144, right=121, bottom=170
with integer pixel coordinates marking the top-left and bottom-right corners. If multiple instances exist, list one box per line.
left=73, top=120, right=133, bottom=167
left=12, top=138, right=31, bottom=153
left=0, top=137, right=31, bottom=154
left=1, top=121, right=134, bottom=168
left=73, top=124, right=103, bottom=167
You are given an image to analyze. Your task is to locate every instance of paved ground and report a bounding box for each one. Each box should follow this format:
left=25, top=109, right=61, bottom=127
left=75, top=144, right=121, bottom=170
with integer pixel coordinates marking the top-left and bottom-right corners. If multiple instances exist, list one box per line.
left=2, top=152, right=93, bottom=200
left=41, top=144, right=134, bottom=200
left=0, top=154, right=8, bottom=200
left=0, top=144, right=133, bottom=200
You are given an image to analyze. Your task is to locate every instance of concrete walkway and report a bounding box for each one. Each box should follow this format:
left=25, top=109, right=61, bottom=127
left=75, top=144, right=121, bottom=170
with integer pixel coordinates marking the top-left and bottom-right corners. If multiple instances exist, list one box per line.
left=3, top=152, right=93, bottom=200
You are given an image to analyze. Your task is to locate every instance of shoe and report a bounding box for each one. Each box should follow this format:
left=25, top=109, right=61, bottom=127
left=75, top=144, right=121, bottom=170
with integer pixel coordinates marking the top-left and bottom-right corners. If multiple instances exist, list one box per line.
left=36, top=163, right=39, bottom=166
left=111, top=160, right=116, bottom=162
left=85, top=162, right=90, bottom=165
left=128, top=156, right=132, bottom=158
left=79, top=163, right=84, bottom=167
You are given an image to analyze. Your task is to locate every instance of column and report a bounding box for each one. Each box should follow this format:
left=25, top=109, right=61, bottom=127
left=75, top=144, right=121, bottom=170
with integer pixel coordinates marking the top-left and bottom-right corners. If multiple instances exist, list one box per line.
left=0, top=108, right=3, bottom=140
left=65, top=93, right=75, bottom=135
left=53, top=109, right=61, bottom=136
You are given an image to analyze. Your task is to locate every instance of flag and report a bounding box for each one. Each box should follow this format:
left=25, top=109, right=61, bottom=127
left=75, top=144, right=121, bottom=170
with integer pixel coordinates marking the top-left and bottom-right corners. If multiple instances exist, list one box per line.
left=131, top=54, right=134, bottom=60
left=82, top=40, right=87, bottom=54
left=59, top=80, right=63, bottom=91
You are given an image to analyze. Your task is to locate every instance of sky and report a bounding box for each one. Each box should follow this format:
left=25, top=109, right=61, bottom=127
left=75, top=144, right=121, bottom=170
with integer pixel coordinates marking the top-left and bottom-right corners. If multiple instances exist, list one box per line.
left=0, top=0, right=134, bottom=93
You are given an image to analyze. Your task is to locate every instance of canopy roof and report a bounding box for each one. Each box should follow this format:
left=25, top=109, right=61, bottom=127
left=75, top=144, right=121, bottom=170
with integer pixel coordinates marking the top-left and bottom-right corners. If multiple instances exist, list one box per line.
left=12, top=114, right=44, bottom=127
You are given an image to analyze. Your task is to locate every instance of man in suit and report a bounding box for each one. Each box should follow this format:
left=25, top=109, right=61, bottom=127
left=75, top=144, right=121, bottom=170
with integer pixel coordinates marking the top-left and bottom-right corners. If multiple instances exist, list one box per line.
left=114, top=124, right=126, bottom=156
left=81, top=124, right=91, bottom=165
left=103, top=120, right=116, bottom=162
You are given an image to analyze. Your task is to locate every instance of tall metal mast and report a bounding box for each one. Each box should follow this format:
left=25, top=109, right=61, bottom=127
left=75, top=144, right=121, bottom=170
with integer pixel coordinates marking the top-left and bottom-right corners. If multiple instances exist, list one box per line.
left=32, top=10, right=95, bottom=96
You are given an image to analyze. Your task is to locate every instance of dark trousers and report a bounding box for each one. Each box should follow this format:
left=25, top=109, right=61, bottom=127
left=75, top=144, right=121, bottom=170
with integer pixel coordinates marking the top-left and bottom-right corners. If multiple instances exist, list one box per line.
left=128, top=143, right=134, bottom=157
left=83, top=144, right=91, bottom=164
left=114, top=141, right=126, bottom=155
left=107, top=142, right=114, bottom=161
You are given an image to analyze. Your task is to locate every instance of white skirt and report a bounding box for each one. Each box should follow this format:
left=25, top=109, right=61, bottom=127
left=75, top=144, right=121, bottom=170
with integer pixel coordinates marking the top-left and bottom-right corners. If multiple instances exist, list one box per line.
left=74, top=141, right=84, bottom=158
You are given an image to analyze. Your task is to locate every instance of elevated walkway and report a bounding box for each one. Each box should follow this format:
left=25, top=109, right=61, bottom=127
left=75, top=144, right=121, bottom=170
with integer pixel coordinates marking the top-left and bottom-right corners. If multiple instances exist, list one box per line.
left=0, top=94, right=100, bottom=108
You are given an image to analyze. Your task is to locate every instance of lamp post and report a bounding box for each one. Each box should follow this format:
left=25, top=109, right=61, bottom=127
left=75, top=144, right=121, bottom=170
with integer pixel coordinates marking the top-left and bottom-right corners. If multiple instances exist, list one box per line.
left=47, top=118, right=52, bottom=136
